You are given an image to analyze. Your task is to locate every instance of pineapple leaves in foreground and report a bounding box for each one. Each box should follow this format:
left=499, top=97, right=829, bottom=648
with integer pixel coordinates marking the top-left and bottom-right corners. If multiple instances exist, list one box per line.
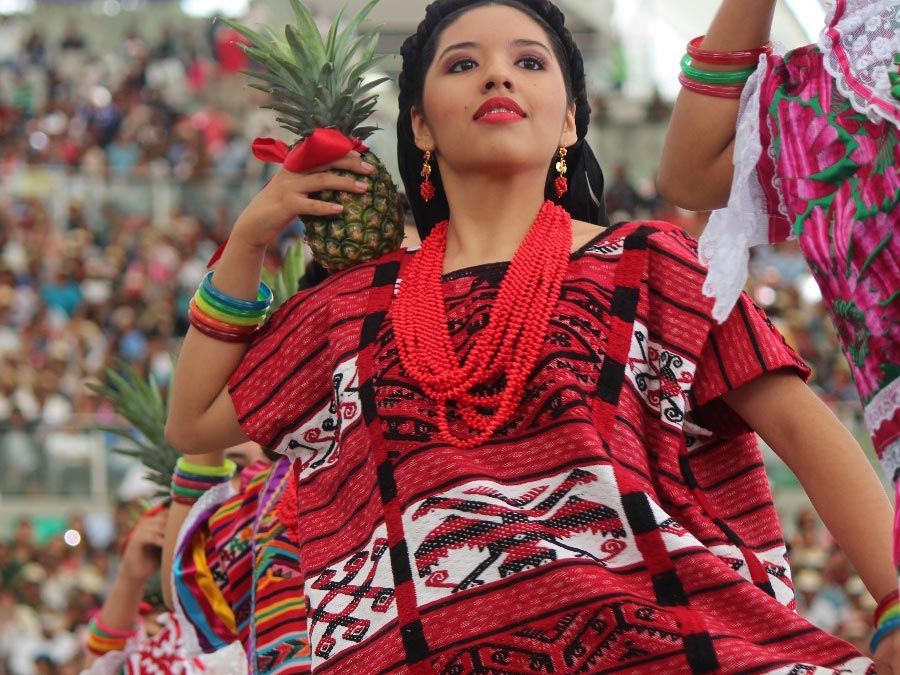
left=87, top=361, right=179, bottom=493
left=261, top=240, right=307, bottom=312
left=227, top=0, right=405, bottom=271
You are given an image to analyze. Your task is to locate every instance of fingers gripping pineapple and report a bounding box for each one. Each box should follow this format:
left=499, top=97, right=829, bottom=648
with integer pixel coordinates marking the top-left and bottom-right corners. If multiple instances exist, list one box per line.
left=225, top=0, right=404, bottom=272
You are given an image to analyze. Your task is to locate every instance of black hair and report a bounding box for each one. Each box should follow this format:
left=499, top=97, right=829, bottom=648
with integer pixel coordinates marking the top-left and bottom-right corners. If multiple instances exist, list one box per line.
left=397, top=0, right=609, bottom=239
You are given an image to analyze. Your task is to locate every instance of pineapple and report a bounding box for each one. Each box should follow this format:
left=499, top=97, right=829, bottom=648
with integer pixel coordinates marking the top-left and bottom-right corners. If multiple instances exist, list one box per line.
left=225, top=0, right=404, bottom=272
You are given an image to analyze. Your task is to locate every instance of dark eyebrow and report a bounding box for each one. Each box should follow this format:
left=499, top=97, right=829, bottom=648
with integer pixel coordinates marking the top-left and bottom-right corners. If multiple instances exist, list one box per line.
left=437, top=39, right=553, bottom=63
left=438, top=41, right=479, bottom=62
left=511, top=39, right=552, bottom=57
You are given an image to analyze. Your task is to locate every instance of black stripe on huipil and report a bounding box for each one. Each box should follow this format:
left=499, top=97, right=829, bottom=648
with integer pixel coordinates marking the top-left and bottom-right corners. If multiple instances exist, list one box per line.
left=358, top=259, right=432, bottom=671
left=599, top=227, right=720, bottom=674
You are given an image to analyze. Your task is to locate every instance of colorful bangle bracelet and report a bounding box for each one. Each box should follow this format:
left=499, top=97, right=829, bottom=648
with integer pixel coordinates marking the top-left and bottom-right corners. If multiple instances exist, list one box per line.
left=875, top=589, right=900, bottom=626
left=193, top=292, right=265, bottom=326
left=90, top=617, right=139, bottom=639
left=189, top=299, right=259, bottom=336
left=176, top=457, right=237, bottom=478
left=87, top=632, right=128, bottom=648
left=87, top=638, right=128, bottom=655
left=680, top=54, right=756, bottom=85
left=880, top=604, right=900, bottom=629
left=171, top=484, right=208, bottom=499
left=188, top=311, right=259, bottom=343
left=678, top=72, right=745, bottom=99
left=172, top=472, right=226, bottom=489
left=196, top=284, right=269, bottom=319
left=687, top=36, right=773, bottom=66
left=871, top=615, right=900, bottom=654
left=86, top=617, right=138, bottom=654
left=202, top=271, right=272, bottom=313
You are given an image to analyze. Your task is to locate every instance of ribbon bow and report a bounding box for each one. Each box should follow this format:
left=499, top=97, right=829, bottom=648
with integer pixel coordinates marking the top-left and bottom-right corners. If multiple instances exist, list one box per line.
left=207, top=129, right=369, bottom=268
left=251, top=128, right=368, bottom=173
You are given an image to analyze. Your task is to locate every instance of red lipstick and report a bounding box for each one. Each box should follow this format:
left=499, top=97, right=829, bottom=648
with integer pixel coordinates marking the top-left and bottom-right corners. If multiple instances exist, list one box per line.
left=473, top=97, right=526, bottom=123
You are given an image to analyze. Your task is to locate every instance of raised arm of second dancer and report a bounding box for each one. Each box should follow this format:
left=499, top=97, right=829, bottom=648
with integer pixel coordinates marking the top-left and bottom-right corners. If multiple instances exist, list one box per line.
left=165, top=155, right=374, bottom=454
left=656, top=0, right=776, bottom=211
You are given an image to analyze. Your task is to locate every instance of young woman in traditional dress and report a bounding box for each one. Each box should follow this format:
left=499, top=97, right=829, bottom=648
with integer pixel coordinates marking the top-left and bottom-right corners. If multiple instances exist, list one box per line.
left=166, top=0, right=900, bottom=671
left=79, top=506, right=246, bottom=675
left=659, top=0, right=900, bottom=663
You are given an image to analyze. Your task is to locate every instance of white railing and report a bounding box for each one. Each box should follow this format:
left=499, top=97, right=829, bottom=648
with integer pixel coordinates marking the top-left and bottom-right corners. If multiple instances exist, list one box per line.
left=3, top=163, right=268, bottom=230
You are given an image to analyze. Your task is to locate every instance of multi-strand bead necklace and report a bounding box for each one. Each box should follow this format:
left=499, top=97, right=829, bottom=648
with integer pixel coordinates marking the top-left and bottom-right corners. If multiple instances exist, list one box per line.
left=394, top=200, right=573, bottom=448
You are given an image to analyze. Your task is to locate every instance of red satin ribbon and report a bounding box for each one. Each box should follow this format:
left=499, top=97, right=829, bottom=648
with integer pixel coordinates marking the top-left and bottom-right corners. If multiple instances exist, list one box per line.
left=251, top=128, right=368, bottom=172
left=207, top=129, right=369, bottom=268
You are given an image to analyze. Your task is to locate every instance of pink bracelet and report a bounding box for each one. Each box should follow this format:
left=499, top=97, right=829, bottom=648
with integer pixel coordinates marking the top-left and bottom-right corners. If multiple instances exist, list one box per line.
left=687, top=36, right=773, bottom=66
left=678, top=72, right=746, bottom=99
left=90, top=615, right=140, bottom=639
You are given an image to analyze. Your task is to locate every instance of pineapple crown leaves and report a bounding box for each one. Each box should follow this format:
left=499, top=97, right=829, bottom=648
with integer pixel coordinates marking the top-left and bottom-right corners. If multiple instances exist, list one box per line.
left=261, top=239, right=307, bottom=313
left=87, top=360, right=180, bottom=496
left=222, top=0, right=389, bottom=141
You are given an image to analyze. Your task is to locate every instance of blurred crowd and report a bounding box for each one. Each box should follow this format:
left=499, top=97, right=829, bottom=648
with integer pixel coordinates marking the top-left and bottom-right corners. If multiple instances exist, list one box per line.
left=0, top=11, right=297, bottom=496
left=0, top=9, right=872, bottom=674
left=0, top=510, right=142, bottom=675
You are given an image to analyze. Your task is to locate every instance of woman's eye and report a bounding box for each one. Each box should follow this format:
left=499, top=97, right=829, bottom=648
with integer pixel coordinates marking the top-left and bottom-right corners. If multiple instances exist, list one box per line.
left=518, top=56, right=545, bottom=71
left=448, top=59, right=477, bottom=73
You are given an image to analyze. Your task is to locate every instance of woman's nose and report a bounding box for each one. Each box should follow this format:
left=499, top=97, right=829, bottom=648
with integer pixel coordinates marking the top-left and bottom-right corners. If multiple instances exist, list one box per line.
left=482, top=61, right=514, bottom=92
left=484, top=78, right=513, bottom=91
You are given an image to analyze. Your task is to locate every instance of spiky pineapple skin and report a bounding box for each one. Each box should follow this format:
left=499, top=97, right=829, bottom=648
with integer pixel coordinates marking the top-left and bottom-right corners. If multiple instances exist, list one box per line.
left=304, top=151, right=404, bottom=271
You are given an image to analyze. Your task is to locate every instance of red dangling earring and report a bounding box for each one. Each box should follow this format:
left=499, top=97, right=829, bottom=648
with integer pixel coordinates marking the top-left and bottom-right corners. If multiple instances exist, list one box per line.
left=554, top=146, right=568, bottom=198
left=420, top=150, right=435, bottom=202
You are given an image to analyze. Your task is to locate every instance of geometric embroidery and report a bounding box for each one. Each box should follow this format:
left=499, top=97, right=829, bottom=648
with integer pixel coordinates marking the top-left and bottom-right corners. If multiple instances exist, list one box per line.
left=278, top=356, right=362, bottom=480
left=432, top=600, right=683, bottom=674
left=709, top=543, right=795, bottom=607
left=409, top=468, right=629, bottom=597
left=626, top=320, right=695, bottom=429
left=307, top=528, right=396, bottom=661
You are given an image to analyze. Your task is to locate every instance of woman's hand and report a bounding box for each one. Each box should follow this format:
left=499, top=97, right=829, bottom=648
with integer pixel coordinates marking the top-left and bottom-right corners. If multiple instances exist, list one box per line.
left=232, top=152, right=375, bottom=249
left=119, top=507, right=168, bottom=585
left=874, top=628, right=900, bottom=673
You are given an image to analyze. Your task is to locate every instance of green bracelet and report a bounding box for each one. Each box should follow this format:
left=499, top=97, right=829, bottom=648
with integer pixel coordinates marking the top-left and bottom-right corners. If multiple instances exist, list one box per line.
left=175, top=457, right=237, bottom=478
left=680, top=53, right=756, bottom=85
left=194, top=290, right=267, bottom=324
left=196, top=283, right=270, bottom=319
left=170, top=485, right=208, bottom=499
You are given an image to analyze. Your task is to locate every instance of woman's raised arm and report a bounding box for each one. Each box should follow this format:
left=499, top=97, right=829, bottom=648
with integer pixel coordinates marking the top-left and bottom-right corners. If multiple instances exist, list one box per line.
left=165, top=155, right=374, bottom=454
left=657, top=0, right=776, bottom=211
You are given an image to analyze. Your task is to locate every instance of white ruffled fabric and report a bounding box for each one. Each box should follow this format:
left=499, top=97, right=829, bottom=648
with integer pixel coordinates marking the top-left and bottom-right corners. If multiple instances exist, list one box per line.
left=196, top=640, right=248, bottom=675
left=79, top=635, right=143, bottom=675
left=819, top=0, right=900, bottom=129
left=866, top=379, right=900, bottom=478
left=171, top=481, right=236, bottom=660
left=701, top=0, right=900, bottom=322
left=80, top=615, right=248, bottom=675
left=698, top=56, right=774, bottom=323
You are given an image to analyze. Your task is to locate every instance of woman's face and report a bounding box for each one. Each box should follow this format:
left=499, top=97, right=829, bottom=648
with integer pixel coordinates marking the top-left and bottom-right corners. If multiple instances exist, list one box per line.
left=412, top=4, right=577, bottom=177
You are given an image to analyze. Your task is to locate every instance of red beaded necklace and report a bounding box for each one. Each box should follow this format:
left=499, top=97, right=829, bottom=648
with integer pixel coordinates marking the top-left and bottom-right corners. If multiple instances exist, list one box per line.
left=393, top=200, right=573, bottom=448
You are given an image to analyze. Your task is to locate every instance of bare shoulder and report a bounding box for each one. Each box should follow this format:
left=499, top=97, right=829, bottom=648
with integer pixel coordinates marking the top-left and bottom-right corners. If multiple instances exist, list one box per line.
left=570, top=218, right=606, bottom=252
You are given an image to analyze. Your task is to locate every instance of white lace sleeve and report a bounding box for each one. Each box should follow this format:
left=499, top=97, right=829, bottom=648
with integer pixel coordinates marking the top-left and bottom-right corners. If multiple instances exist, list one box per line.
left=698, top=56, right=773, bottom=323
left=170, top=481, right=236, bottom=659
left=819, top=0, right=900, bottom=129
left=78, top=635, right=142, bottom=675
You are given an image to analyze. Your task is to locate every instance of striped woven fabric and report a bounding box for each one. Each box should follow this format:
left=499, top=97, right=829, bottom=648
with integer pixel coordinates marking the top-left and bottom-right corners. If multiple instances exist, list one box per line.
left=175, top=458, right=311, bottom=674
left=225, top=222, right=874, bottom=674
